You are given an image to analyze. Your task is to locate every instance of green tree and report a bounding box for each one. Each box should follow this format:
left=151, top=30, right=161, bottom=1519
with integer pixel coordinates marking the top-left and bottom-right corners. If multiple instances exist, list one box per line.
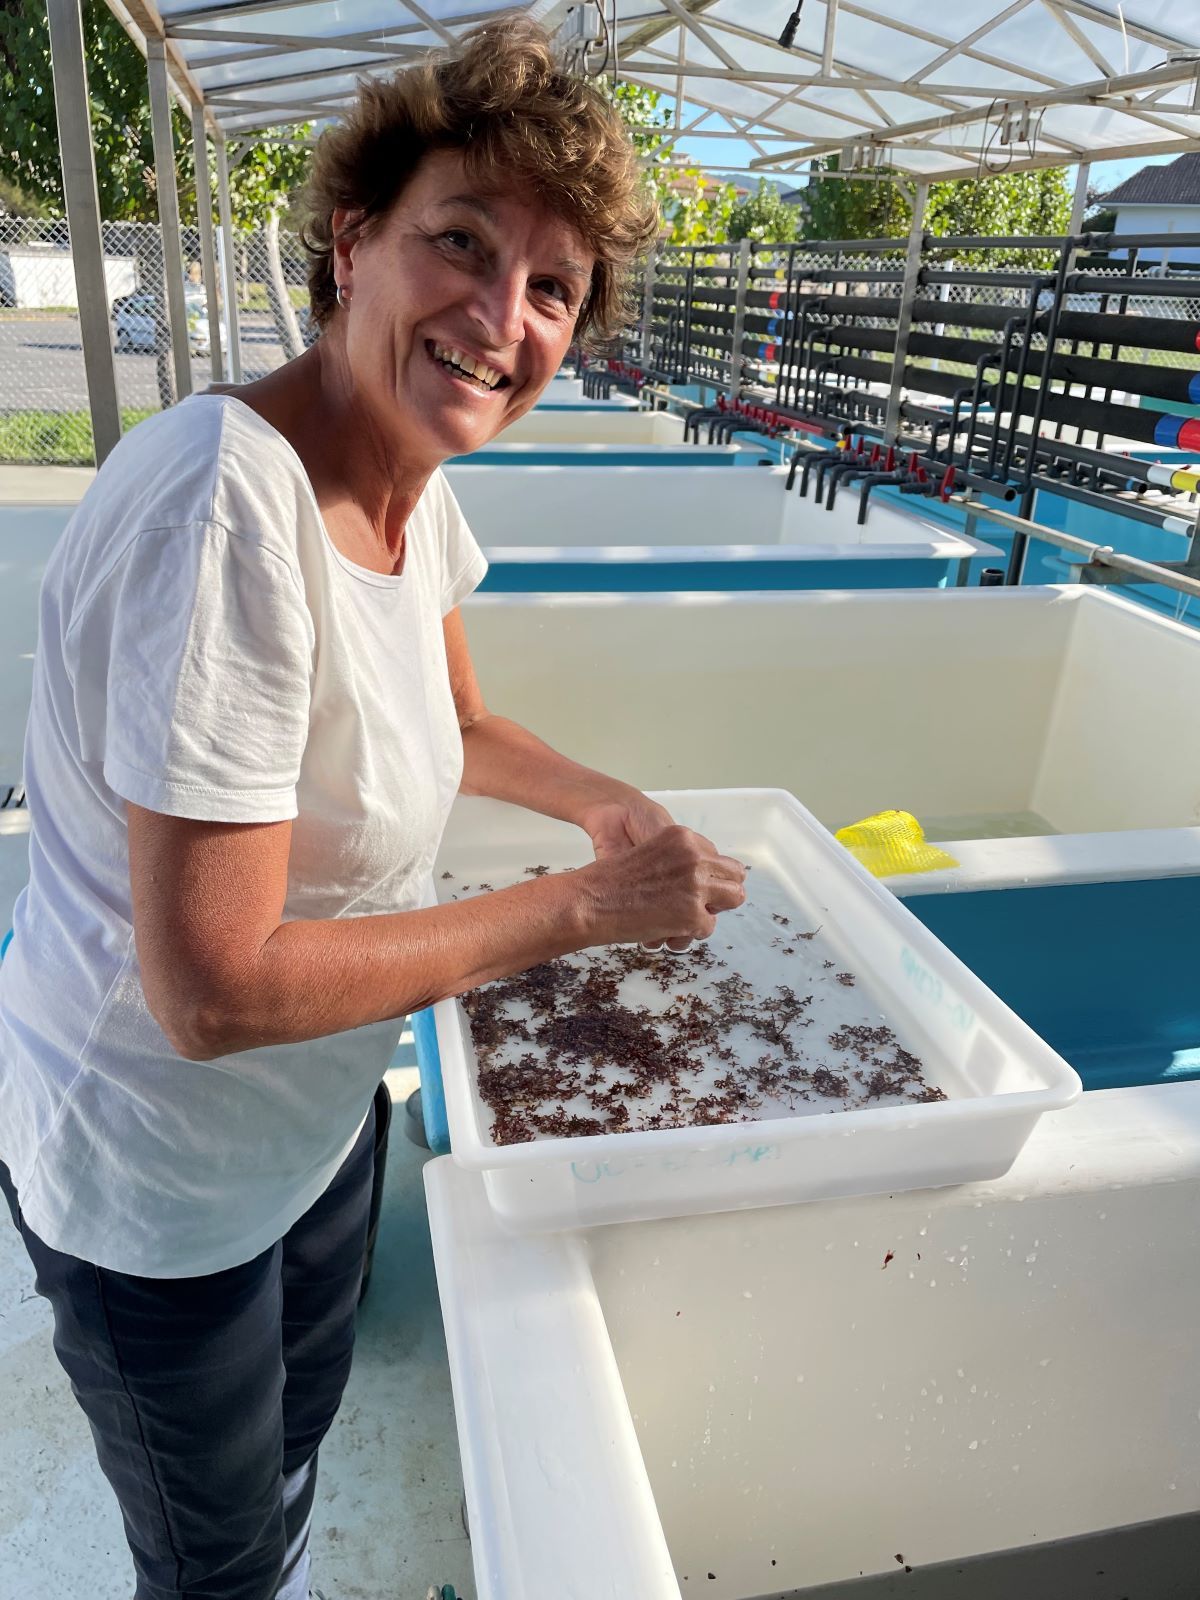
left=0, top=1, right=307, bottom=228
left=800, top=155, right=1073, bottom=261
left=803, top=155, right=910, bottom=242
left=0, top=173, right=48, bottom=217
left=610, top=80, right=739, bottom=247
left=0, top=0, right=157, bottom=220
left=927, top=168, right=1073, bottom=263
left=727, top=178, right=804, bottom=244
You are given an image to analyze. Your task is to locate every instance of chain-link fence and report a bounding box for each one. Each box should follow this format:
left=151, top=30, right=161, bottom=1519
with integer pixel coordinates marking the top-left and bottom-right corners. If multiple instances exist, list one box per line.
left=0, top=216, right=310, bottom=465
left=11, top=215, right=1200, bottom=468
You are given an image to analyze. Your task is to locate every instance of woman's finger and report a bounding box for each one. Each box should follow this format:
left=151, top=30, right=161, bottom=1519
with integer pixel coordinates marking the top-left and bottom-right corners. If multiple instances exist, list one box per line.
left=704, top=878, right=746, bottom=913
left=714, top=852, right=748, bottom=880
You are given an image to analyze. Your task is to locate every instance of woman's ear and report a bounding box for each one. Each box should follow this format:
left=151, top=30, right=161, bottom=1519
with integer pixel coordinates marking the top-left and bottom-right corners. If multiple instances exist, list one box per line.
left=331, top=207, right=365, bottom=299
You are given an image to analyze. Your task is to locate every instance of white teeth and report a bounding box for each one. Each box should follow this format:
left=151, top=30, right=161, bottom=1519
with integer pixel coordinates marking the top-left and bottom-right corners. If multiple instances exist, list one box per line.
left=432, top=342, right=502, bottom=390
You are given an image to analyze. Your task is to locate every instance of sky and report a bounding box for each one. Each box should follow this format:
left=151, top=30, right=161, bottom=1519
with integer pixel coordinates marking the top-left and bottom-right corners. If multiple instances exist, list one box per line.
left=660, top=110, right=1180, bottom=201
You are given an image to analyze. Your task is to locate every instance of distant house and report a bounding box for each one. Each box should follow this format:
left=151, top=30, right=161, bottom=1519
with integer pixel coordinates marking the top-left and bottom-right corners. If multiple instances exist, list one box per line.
left=1103, top=154, right=1200, bottom=264
left=663, top=160, right=749, bottom=202
left=0, top=243, right=136, bottom=309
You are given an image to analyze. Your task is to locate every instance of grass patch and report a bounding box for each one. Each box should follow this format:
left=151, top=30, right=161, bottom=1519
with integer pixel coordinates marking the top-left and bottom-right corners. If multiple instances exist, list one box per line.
left=0, top=306, right=79, bottom=319
left=237, top=283, right=308, bottom=314
left=0, top=408, right=155, bottom=465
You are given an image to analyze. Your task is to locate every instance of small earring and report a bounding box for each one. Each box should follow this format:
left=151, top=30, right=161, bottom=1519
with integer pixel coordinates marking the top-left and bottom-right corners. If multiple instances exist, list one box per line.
left=336, top=283, right=350, bottom=310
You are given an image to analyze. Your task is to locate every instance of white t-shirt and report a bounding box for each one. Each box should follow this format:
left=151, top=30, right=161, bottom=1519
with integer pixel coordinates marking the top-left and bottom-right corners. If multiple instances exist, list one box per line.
left=0, top=394, right=487, bottom=1277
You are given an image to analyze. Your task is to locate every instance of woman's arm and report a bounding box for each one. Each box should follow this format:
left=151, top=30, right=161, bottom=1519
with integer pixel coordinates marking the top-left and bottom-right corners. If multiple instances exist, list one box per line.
left=130, top=609, right=744, bottom=1063
left=444, top=607, right=670, bottom=848
left=129, top=807, right=744, bottom=1062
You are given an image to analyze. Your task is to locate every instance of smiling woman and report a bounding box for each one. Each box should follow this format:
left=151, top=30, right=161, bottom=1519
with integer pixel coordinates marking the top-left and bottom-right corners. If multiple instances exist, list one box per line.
left=301, top=20, right=654, bottom=351
left=0, top=17, right=745, bottom=1600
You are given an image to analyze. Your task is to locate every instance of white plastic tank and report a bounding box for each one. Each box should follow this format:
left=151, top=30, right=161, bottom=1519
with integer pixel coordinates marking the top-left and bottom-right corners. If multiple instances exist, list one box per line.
left=461, top=586, right=1200, bottom=852
left=426, top=1082, right=1200, bottom=1598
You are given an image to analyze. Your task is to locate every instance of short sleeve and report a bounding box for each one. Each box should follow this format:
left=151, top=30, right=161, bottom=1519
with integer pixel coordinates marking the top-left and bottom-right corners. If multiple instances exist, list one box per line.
left=434, top=471, right=488, bottom=614
left=75, top=521, right=315, bottom=823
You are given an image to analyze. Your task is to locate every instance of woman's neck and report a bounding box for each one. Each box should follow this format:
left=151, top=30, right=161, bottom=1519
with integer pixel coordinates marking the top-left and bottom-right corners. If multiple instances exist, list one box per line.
left=225, top=341, right=431, bottom=574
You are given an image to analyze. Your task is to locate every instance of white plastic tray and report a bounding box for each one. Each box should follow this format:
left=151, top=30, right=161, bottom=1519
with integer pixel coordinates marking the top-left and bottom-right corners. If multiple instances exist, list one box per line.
left=432, top=790, right=1082, bottom=1232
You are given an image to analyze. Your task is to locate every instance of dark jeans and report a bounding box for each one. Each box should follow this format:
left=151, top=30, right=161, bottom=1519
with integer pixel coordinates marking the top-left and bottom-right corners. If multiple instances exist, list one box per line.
left=0, top=1101, right=376, bottom=1600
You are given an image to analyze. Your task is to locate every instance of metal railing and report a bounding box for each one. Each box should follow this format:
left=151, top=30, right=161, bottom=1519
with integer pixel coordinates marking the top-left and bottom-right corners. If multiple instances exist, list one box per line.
left=621, top=230, right=1200, bottom=592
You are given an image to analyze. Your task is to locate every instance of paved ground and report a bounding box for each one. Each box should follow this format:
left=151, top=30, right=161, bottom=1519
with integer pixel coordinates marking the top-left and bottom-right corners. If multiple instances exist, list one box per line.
left=0, top=312, right=290, bottom=413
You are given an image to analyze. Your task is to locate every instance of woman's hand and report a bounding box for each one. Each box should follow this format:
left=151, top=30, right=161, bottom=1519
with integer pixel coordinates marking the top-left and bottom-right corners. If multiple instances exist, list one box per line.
left=579, top=788, right=710, bottom=951
left=579, top=788, right=677, bottom=860
left=573, top=825, right=746, bottom=953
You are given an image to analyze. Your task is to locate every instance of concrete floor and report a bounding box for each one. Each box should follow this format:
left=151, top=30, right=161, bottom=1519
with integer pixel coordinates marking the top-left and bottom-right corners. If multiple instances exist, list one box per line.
left=0, top=827, right=473, bottom=1600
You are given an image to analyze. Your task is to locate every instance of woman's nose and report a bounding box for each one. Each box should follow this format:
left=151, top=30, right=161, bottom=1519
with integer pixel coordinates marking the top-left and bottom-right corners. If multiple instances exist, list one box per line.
left=468, top=268, right=526, bottom=349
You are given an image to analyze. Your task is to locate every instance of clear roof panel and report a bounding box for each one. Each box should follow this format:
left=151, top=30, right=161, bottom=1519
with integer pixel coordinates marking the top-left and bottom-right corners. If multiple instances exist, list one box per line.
left=129, top=0, right=1200, bottom=176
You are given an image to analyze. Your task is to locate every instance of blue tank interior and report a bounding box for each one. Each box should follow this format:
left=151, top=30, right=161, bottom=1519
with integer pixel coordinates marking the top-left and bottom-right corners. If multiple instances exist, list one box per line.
left=904, top=875, right=1200, bottom=1091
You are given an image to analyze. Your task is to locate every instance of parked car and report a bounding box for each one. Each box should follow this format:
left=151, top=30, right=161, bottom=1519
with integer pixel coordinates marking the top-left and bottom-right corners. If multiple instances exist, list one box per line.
left=112, top=285, right=210, bottom=356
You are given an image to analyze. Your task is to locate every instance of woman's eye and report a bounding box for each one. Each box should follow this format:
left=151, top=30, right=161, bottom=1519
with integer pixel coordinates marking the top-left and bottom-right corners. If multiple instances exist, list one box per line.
left=535, top=278, right=570, bottom=307
left=442, top=230, right=474, bottom=251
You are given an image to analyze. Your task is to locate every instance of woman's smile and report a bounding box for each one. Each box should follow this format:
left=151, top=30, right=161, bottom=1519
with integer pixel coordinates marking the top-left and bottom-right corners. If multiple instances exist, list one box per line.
left=425, top=339, right=511, bottom=395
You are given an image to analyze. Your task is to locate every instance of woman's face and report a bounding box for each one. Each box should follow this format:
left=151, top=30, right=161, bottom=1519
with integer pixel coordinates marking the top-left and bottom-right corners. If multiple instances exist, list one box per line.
left=333, top=149, right=595, bottom=464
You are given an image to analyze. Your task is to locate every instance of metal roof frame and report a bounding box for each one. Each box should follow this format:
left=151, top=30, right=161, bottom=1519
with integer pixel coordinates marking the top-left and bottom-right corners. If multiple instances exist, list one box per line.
left=90, top=0, right=1200, bottom=177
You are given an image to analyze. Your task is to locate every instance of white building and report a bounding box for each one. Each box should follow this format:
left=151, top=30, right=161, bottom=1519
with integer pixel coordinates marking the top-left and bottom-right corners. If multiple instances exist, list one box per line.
left=0, top=244, right=136, bottom=310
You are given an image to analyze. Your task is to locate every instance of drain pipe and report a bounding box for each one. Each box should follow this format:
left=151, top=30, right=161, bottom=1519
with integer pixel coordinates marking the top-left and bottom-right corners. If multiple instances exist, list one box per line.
left=785, top=435, right=829, bottom=492
left=826, top=442, right=891, bottom=511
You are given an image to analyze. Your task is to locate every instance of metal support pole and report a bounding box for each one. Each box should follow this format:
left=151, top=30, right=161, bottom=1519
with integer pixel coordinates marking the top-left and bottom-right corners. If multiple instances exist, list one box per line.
left=639, top=249, right=656, bottom=369
left=728, top=238, right=751, bottom=399
left=214, top=136, right=243, bottom=383
left=1065, top=160, right=1091, bottom=274
left=1067, top=161, right=1091, bottom=240
left=191, top=106, right=224, bottom=383
left=949, top=495, right=1200, bottom=603
left=884, top=181, right=928, bottom=445
left=45, top=0, right=122, bottom=464
left=147, top=36, right=192, bottom=400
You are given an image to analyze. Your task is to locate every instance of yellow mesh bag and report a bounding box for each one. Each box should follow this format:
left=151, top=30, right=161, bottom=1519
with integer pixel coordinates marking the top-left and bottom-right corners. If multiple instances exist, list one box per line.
left=834, top=810, right=959, bottom=878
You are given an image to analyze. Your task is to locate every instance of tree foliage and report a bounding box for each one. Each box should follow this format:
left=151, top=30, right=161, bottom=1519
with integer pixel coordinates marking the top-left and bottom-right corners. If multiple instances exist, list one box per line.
left=0, top=0, right=306, bottom=226
left=803, top=156, right=910, bottom=242
left=611, top=80, right=742, bottom=247
left=727, top=178, right=804, bottom=244
left=802, top=155, right=1074, bottom=261
left=0, top=0, right=156, bottom=219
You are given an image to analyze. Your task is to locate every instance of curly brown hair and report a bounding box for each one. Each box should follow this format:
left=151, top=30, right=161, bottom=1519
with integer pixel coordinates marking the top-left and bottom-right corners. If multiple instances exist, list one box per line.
left=300, top=15, right=657, bottom=348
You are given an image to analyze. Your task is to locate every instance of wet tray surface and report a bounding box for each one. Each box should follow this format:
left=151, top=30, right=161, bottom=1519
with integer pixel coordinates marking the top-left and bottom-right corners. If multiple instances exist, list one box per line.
left=444, top=865, right=946, bottom=1147
left=432, top=791, right=1081, bottom=1232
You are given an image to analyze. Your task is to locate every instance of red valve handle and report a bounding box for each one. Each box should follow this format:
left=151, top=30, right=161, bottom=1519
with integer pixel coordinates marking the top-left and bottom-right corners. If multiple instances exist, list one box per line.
left=939, top=465, right=956, bottom=502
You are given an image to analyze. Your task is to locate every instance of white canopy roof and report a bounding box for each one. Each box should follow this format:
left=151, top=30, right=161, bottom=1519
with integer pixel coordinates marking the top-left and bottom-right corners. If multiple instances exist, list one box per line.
left=112, top=0, right=1200, bottom=178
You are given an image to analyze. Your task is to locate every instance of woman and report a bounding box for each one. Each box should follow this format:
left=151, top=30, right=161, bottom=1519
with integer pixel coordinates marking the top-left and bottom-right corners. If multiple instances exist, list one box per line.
left=0, top=18, right=745, bottom=1600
